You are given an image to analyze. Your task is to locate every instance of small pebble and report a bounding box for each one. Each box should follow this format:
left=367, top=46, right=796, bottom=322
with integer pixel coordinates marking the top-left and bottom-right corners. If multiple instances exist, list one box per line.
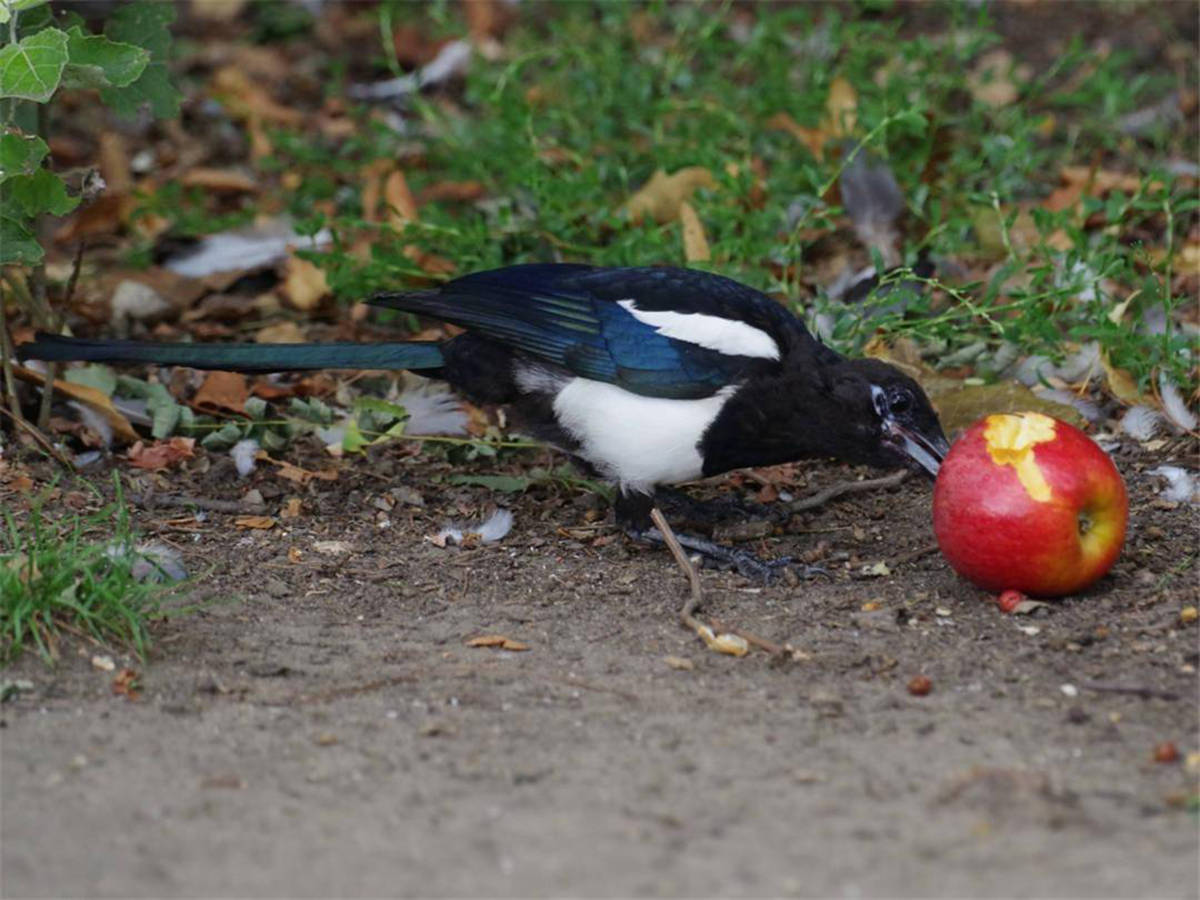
left=1180, top=606, right=1198, bottom=625
left=1060, top=683, right=1078, bottom=698
left=664, top=656, right=694, bottom=671
left=1153, top=741, right=1179, bottom=764
left=907, top=675, right=933, bottom=696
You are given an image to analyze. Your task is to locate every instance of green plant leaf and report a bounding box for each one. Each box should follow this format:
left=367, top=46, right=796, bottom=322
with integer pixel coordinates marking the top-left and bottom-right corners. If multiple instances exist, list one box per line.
left=99, top=2, right=179, bottom=120
left=0, top=131, right=48, bottom=182
left=0, top=27, right=68, bottom=102
left=2, top=168, right=78, bottom=217
left=0, top=0, right=47, bottom=27
left=63, top=26, right=149, bottom=90
left=0, top=214, right=42, bottom=265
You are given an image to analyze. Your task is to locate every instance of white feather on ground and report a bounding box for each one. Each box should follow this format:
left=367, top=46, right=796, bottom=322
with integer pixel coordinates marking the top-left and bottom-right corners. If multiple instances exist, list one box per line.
left=164, top=220, right=331, bottom=278
left=68, top=401, right=114, bottom=447
left=230, top=439, right=260, bottom=477
left=397, top=385, right=469, bottom=436
left=1158, top=374, right=1197, bottom=432
left=433, top=508, right=514, bottom=546
left=1119, top=406, right=1164, bottom=441
left=1148, top=466, right=1198, bottom=504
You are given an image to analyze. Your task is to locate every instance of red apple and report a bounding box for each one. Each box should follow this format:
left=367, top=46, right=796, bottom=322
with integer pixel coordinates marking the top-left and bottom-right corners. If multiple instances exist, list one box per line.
left=933, top=412, right=1128, bottom=597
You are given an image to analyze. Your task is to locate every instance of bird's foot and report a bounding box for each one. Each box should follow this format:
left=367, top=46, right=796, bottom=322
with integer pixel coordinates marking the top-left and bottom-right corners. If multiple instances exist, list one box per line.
left=630, top=528, right=823, bottom=583
left=652, top=486, right=787, bottom=532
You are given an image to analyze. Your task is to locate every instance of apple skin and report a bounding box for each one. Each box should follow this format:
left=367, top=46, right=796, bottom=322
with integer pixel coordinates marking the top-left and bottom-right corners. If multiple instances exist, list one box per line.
left=933, top=412, right=1128, bottom=597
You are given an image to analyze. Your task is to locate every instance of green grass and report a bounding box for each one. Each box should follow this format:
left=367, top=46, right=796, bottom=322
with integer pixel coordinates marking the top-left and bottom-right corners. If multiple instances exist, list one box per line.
left=151, top=2, right=1198, bottom=394
left=0, top=476, right=179, bottom=664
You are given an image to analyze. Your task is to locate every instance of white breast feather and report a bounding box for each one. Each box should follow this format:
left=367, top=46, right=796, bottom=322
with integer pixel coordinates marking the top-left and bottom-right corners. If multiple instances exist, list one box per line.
left=551, top=379, right=736, bottom=493
left=617, top=300, right=780, bottom=360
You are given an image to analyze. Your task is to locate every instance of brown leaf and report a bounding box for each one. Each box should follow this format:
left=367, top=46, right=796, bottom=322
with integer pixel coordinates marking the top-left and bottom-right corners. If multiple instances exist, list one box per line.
left=111, top=667, right=141, bottom=701
left=280, top=254, right=329, bottom=311
left=767, top=111, right=826, bottom=159
left=212, top=66, right=304, bottom=126
left=824, top=76, right=858, bottom=139
left=98, top=132, right=132, bottom=195
left=931, top=383, right=1085, bottom=437
left=180, top=168, right=259, bottom=194
left=417, top=181, right=487, bottom=204
left=255, top=320, right=307, bottom=344
left=12, top=363, right=138, bottom=443
left=234, top=515, right=277, bottom=530
left=126, top=437, right=196, bottom=470
left=384, top=170, right=419, bottom=228
left=678, top=201, right=710, bottom=262
left=968, top=49, right=1024, bottom=109
left=625, top=167, right=716, bottom=224
left=193, top=371, right=249, bottom=414
left=1100, top=353, right=1147, bottom=405
left=53, top=193, right=137, bottom=244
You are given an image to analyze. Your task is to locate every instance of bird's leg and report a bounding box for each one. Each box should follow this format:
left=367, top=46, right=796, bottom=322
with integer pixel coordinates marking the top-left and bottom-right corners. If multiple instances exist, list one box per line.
left=614, top=491, right=810, bottom=583
left=652, top=485, right=788, bottom=532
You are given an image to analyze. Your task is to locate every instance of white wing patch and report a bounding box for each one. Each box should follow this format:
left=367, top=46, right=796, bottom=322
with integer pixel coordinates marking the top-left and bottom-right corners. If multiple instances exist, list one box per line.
left=552, top=379, right=737, bottom=492
left=617, top=300, right=780, bottom=360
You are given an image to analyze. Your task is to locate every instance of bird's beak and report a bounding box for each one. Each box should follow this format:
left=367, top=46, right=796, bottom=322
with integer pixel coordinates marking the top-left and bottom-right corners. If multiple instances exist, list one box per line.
left=884, top=419, right=950, bottom=478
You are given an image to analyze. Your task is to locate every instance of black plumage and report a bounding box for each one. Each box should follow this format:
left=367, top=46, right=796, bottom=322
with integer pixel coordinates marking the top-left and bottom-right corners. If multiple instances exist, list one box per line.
left=19, top=264, right=949, bottom=576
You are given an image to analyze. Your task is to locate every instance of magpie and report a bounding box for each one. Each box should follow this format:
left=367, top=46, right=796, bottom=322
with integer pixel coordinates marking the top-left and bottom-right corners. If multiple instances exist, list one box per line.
left=18, top=264, right=949, bottom=577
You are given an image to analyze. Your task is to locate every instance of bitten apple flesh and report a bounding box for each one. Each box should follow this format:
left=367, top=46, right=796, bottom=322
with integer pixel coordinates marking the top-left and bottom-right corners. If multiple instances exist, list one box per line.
left=933, top=412, right=1128, bottom=597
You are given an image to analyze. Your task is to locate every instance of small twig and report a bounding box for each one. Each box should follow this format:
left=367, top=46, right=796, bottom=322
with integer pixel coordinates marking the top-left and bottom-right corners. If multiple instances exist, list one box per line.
left=1079, top=681, right=1180, bottom=702
left=131, top=492, right=265, bottom=515
left=63, top=240, right=87, bottom=307
left=650, top=507, right=703, bottom=627
left=650, top=507, right=788, bottom=657
left=788, top=469, right=909, bottom=513
left=0, top=282, right=24, bottom=427
left=0, top=406, right=74, bottom=468
left=891, top=542, right=940, bottom=567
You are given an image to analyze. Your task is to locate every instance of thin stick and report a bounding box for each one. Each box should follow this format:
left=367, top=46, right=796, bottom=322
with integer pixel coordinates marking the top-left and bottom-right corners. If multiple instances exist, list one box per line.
left=0, top=406, right=74, bottom=468
left=1079, top=681, right=1179, bottom=702
left=131, top=492, right=266, bottom=515
left=788, top=469, right=908, bottom=513
left=650, top=507, right=703, bottom=627
left=0, top=282, right=24, bottom=427
left=650, top=507, right=787, bottom=657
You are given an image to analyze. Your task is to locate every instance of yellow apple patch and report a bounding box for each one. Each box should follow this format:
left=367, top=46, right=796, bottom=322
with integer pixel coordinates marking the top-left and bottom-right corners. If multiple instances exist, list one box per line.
left=983, top=412, right=1057, bottom=502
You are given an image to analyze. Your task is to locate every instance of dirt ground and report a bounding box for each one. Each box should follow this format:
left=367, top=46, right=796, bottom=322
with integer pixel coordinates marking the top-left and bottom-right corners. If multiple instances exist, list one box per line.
left=2, top=433, right=1197, bottom=898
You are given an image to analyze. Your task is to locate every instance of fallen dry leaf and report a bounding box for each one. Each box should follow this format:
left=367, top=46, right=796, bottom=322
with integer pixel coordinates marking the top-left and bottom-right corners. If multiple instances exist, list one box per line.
left=262, top=455, right=339, bottom=485
left=212, top=66, right=305, bottom=126
left=98, top=131, right=132, bottom=194
left=466, top=635, right=530, bottom=651
left=824, top=76, right=858, bottom=139
left=193, top=371, right=249, bottom=414
left=180, top=168, right=259, bottom=194
left=255, top=320, right=306, bottom=344
left=126, top=437, right=196, bottom=470
left=969, top=49, right=1025, bottom=108
left=234, top=515, right=277, bottom=530
left=767, top=111, right=825, bottom=159
left=111, top=667, right=141, bottom=701
left=678, top=201, right=710, bottom=262
left=384, top=170, right=419, bottom=228
left=625, top=167, right=716, bottom=224
left=280, top=254, right=329, bottom=311
left=12, top=363, right=138, bottom=443
left=417, top=180, right=487, bottom=204
left=1101, top=353, right=1148, bottom=406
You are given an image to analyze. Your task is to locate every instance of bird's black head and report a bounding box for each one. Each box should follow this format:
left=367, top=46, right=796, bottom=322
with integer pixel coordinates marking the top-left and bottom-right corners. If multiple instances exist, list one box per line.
left=823, top=358, right=949, bottom=477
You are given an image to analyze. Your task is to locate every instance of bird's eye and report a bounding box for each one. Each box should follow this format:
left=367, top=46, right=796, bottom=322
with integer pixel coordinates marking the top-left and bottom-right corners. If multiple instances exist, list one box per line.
left=888, top=391, right=912, bottom=415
